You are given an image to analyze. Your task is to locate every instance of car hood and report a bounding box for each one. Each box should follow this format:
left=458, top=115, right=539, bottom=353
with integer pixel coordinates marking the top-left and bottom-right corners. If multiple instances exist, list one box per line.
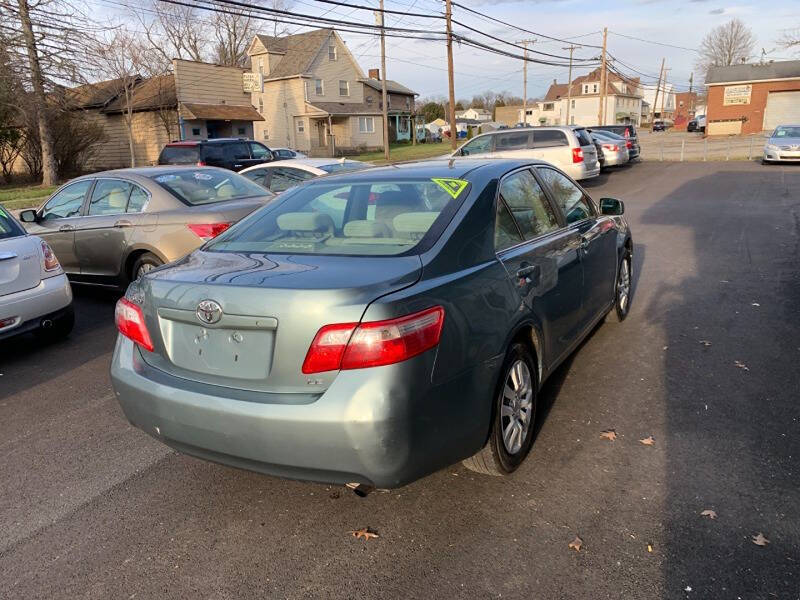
left=769, top=137, right=800, bottom=146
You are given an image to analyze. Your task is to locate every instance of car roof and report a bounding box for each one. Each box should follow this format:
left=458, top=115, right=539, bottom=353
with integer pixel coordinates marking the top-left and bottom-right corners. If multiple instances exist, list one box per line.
left=306, top=158, right=551, bottom=182
left=67, top=165, right=239, bottom=183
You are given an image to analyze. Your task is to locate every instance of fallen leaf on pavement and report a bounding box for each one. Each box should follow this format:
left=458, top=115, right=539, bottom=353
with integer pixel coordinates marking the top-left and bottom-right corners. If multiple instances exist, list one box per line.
left=699, top=340, right=712, bottom=347
left=600, top=429, right=617, bottom=441
left=751, top=302, right=760, bottom=307
left=647, top=543, right=653, bottom=553
left=350, top=528, right=379, bottom=541
left=734, top=360, right=749, bottom=371
left=568, top=536, right=583, bottom=551
left=639, top=436, right=655, bottom=446
left=700, top=509, right=717, bottom=519
left=752, top=533, right=769, bottom=546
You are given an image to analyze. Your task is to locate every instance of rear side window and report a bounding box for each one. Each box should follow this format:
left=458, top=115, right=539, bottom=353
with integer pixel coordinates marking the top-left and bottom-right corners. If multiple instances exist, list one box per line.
left=573, top=129, right=593, bottom=146
left=0, top=206, right=25, bottom=239
left=498, top=170, right=559, bottom=241
left=159, top=145, right=200, bottom=164
left=127, top=185, right=149, bottom=213
left=538, top=168, right=595, bottom=224
left=242, top=169, right=268, bottom=186
left=494, top=131, right=531, bottom=151
left=150, top=170, right=271, bottom=205
left=88, top=179, right=133, bottom=216
left=224, top=143, right=250, bottom=161
left=207, top=178, right=467, bottom=256
left=532, top=130, right=569, bottom=148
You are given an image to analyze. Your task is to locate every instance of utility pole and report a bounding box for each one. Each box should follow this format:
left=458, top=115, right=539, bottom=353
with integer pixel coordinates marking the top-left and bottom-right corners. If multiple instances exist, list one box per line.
left=445, top=0, right=457, bottom=150
left=597, top=27, right=607, bottom=126
left=517, top=39, right=536, bottom=126
left=660, top=67, right=671, bottom=123
left=650, top=58, right=665, bottom=133
left=378, top=0, right=390, bottom=160
left=688, top=72, right=693, bottom=93
left=563, top=44, right=577, bottom=126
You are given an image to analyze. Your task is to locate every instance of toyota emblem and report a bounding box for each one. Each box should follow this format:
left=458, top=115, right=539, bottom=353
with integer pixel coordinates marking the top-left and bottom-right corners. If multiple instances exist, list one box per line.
left=196, top=299, right=222, bottom=324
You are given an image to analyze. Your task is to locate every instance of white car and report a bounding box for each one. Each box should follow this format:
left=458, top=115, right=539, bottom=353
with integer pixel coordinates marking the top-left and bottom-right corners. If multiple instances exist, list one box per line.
left=240, top=158, right=371, bottom=193
left=0, top=204, right=73, bottom=341
left=271, top=148, right=308, bottom=160
left=449, top=126, right=601, bottom=181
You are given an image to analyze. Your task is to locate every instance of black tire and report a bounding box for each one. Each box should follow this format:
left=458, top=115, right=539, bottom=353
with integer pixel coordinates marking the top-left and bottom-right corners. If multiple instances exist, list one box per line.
left=463, top=342, right=538, bottom=476
left=761, top=159, right=771, bottom=165
left=607, top=251, right=632, bottom=323
left=131, top=252, right=163, bottom=281
left=35, top=305, right=74, bottom=342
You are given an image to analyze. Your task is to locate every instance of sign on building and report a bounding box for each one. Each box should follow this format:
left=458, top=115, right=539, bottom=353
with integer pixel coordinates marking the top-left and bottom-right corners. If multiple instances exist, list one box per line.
left=243, top=72, right=261, bottom=92
left=723, top=85, right=752, bottom=106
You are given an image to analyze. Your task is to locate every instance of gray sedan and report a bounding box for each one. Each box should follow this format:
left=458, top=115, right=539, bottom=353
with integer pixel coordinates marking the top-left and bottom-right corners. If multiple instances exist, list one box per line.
left=111, top=159, right=632, bottom=491
left=763, top=125, right=800, bottom=164
left=20, top=167, right=275, bottom=286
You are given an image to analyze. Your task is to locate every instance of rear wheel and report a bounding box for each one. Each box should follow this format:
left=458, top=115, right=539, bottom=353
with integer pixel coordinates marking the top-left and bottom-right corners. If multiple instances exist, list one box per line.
left=463, top=343, right=538, bottom=476
left=607, top=252, right=632, bottom=322
left=131, top=252, right=163, bottom=281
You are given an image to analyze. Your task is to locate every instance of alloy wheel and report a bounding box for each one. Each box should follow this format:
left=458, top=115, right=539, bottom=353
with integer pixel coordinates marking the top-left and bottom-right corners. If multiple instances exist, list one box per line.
left=136, top=262, right=156, bottom=280
left=500, top=359, right=534, bottom=455
left=617, top=258, right=631, bottom=314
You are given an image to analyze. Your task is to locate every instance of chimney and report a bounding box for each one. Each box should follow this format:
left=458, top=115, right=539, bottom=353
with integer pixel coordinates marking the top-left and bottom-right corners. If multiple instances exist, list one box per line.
left=369, top=68, right=380, bottom=80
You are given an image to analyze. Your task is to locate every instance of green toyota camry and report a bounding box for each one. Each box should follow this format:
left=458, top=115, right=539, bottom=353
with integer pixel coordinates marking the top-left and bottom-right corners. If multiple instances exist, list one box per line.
left=111, top=158, right=632, bottom=491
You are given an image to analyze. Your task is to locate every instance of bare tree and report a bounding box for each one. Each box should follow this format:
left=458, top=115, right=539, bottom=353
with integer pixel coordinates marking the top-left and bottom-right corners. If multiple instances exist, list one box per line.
left=777, top=26, right=800, bottom=52
left=135, top=1, right=208, bottom=67
left=696, top=18, right=756, bottom=81
left=210, top=1, right=263, bottom=67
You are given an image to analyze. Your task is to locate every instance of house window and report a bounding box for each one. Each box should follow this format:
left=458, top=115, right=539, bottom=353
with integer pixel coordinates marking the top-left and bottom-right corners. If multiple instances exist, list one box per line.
left=263, top=128, right=269, bottom=140
left=570, top=116, right=575, bottom=125
left=399, top=117, right=409, bottom=133
left=297, top=120, right=305, bottom=133
left=543, top=103, right=554, bottom=111
left=571, top=99, right=575, bottom=108
left=593, top=84, right=598, bottom=93
left=339, top=80, right=349, bottom=96
left=258, top=58, right=264, bottom=74
left=258, top=98, right=264, bottom=114
left=328, top=43, right=336, bottom=61
left=366, top=95, right=373, bottom=104
left=237, top=127, right=246, bottom=135
left=315, top=79, right=324, bottom=95
left=525, top=109, right=532, bottom=115
left=192, top=127, right=201, bottom=136
left=358, top=116, right=374, bottom=133
left=406, top=97, right=410, bottom=109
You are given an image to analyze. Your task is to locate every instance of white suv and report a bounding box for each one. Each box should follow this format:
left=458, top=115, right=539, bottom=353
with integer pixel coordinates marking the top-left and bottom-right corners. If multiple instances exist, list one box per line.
left=450, top=126, right=601, bottom=181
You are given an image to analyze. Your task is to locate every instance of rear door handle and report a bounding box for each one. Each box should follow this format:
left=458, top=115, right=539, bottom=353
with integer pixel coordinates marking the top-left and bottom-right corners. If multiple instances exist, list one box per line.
left=114, top=219, right=133, bottom=228
left=59, top=224, right=74, bottom=232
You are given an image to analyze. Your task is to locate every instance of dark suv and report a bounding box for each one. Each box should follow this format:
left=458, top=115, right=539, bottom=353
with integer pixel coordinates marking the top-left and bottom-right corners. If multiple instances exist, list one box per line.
left=158, top=139, right=274, bottom=172
left=592, top=125, right=640, bottom=160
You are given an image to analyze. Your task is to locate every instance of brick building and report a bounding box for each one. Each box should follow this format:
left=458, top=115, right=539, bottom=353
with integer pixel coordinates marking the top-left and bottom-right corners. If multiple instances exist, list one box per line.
left=672, top=91, right=698, bottom=131
left=705, top=60, right=800, bottom=135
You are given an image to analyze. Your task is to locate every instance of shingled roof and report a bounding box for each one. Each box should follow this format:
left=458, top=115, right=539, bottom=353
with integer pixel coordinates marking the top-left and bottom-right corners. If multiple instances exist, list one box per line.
left=544, top=68, right=640, bottom=100
left=360, top=78, right=416, bottom=96
left=102, top=75, right=176, bottom=114
left=65, top=76, right=139, bottom=109
left=253, top=29, right=335, bottom=79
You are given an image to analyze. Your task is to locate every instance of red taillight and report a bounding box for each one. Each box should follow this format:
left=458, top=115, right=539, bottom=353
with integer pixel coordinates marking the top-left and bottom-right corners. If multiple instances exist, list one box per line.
left=626, top=140, right=632, bottom=149
left=572, top=147, right=584, bottom=163
left=187, top=222, right=231, bottom=240
left=41, top=241, right=60, bottom=271
left=302, top=306, right=445, bottom=374
left=196, top=160, right=207, bottom=167
left=115, top=297, right=154, bottom=352
left=602, top=143, right=619, bottom=152
left=624, top=128, right=631, bottom=137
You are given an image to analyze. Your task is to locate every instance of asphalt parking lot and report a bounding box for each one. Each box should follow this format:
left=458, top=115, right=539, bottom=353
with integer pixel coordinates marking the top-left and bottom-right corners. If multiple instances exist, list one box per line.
left=2, top=161, right=799, bottom=599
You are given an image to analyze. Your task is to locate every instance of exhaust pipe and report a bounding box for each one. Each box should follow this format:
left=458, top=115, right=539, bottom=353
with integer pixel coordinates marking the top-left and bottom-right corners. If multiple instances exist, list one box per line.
left=41, top=319, right=53, bottom=329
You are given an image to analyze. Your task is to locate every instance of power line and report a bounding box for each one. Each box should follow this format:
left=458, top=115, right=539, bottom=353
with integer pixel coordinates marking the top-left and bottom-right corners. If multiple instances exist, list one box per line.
left=607, top=30, right=699, bottom=53
left=303, top=0, right=444, bottom=20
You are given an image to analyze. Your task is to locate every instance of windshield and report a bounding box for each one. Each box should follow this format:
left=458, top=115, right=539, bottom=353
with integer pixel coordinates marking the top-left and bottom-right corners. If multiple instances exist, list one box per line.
left=0, top=205, right=25, bottom=240
left=318, top=161, right=370, bottom=174
left=150, top=169, right=271, bottom=206
left=207, top=177, right=469, bottom=256
left=159, top=145, right=201, bottom=164
left=773, top=126, right=800, bottom=138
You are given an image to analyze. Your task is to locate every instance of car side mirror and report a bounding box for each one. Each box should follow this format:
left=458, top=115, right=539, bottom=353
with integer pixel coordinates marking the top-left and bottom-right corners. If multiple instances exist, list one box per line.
left=599, top=198, right=624, bottom=216
left=19, top=209, right=37, bottom=223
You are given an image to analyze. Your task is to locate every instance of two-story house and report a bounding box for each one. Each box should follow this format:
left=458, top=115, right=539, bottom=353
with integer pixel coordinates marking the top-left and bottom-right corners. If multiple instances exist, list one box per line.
left=247, top=28, right=417, bottom=156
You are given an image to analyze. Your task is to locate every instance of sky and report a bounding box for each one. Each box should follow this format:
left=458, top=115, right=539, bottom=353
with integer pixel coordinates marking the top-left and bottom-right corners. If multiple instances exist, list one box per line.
left=89, top=0, right=800, bottom=101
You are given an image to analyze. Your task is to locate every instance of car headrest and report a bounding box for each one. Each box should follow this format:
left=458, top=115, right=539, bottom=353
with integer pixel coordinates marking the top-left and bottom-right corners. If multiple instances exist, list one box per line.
left=343, top=220, right=392, bottom=238
left=393, top=212, right=438, bottom=239
left=276, top=212, right=335, bottom=237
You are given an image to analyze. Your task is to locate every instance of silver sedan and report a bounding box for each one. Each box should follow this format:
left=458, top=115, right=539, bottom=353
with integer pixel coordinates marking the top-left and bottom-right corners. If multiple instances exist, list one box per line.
left=763, top=125, right=800, bottom=164
left=589, top=130, right=630, bottom=167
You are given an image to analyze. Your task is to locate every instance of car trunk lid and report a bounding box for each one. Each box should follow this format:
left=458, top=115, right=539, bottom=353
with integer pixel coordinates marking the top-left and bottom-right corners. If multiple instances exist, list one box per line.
left=0, top=236, right=42, bottom=297
left=134, top=250, right=422, bottom=394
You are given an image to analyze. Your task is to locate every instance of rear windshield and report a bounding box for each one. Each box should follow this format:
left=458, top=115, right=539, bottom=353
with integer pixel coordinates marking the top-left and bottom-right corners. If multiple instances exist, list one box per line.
left=159, top=145, right=201, bottom=164
left=0, top=205, right=25, bottom=240
left=598, top=125, right=635, bottom=138
left=573, top=129, right=593, bottom=146
left=207, top=177, right=469, bottom=256
left=149, top=169, right=271, bottom=205
left=318, top=161, right=370, bottom=174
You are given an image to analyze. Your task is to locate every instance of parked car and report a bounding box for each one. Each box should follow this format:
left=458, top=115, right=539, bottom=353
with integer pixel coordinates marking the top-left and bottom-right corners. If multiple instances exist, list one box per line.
left=270, top=148, right=308, bottom=160
left=763, top=124, right=800, bottom=164
left=158, top=139, right=274, bottom=172
left=652, top=120, right=667, bottom=132
left=111, top=158, right=633, bottom=490
left=589, top=127, right=640, bottom=161
left=0, top=204, right=73, bottom=341
left=450, top=126, right=601, bottom=181
left=588, top=130, right=631, bottom=166
left=240, top=158, right=371, bottom=193
left=687, top=114, right=706, bottom=133
left=592, top=124, right=641, bottom=159
left=19, top=167, right=276, bottom=287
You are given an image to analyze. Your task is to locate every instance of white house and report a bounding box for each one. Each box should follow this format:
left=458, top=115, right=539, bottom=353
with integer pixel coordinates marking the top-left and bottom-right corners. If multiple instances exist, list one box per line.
left=641, top=83, right=676, bottom=120
left=456, top=107, right=492, bottom=122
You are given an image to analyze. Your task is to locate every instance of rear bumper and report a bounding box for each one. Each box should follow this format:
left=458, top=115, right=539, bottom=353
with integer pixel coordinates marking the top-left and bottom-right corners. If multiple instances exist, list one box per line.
left=567, top=160, right=601, bottom=180
left=111, top=337, right=495, bottom=488
left=0, top=273, right=72, bottom=339
left=603, top=150, right=629, bottom=166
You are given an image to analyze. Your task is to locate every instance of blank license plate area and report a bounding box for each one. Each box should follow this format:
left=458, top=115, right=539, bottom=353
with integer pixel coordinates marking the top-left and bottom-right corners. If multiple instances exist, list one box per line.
left=159, top=318, right=274, bottom=380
